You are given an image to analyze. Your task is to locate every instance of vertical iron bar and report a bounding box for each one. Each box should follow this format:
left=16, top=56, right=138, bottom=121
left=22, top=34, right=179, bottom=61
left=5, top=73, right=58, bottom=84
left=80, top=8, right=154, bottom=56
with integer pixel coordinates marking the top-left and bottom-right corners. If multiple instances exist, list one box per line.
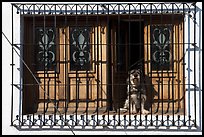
left=20, top=7, right=24, bottom=127
left=85, top=4, right=89, bottom=125
left=99, top=18, right=102, bottom=109
left=23, top=4, right=24, bottom=15
left=94, top=17, right=97, bottom=78
left=100, top=23, right=103, bottom=112
left=77, top=73, right=80, bottom=126
left=128, top=3, right=131, bottom=124
left=187, top=3, right=191, bottom=127
left=43, top=4, right=46, bottom=125
left=32, top=4, right=35, bottom=125
left=176, top=6, right=180, bottom=114
left=171, top=3, right=175, bottom=125
left=193, top=2, right=197, bottom=127
left=86, top=73, right=89, bottom=125
left=75, top=4, right=78, bottom=125
left=198, top=3, right=202, bottom=129
left=139, top=3, right=142, bottom=125
left=117, top=3, right=121, bottom=125
left=149, top=3, right=153, bottom=125
left=21, top=5, right=25, bottom=126
left=96, top=4, right=99, bottom=125
left=182, top=3, right=186, bottom=125
left=54, top=5, right=57, bottom=125
left=64, top=4, right=68, bottom=124
left=11, top=4, right=14, bottom=126
left=166, top=79, right=170, bottom=113
left=75, top=72, right=78, bottom=125
left=160, top=3, right=164, bottom=126
left=106, top=4, right=112, bottom=124
left=138, top=4, right=143, bottom=124
left=156, top=79, right=161, bottom=114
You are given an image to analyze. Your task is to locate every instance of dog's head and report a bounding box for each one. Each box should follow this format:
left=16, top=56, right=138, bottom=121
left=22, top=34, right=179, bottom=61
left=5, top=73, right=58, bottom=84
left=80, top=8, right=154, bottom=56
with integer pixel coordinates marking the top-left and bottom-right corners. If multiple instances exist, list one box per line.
left=129, top=69, right=141, bottom=86
left=130, top=69, right=140, bottom=79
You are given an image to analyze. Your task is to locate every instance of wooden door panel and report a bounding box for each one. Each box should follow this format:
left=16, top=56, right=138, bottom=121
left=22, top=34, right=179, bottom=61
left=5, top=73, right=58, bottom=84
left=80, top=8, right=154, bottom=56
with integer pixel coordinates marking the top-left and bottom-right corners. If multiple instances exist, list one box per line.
left=63, top=25, right=107, bottom=108
left=69, top=78, right=93, bottom=101
left=23, top=19, right=108, bottom=114
left=144, top=22, right=185, bottom=112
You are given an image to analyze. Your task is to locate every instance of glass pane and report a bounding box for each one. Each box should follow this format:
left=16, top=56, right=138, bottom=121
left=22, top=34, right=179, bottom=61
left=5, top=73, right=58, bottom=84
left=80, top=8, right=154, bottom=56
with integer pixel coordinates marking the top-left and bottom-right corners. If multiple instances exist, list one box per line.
left=151, top=25, right=172, bottom=70
left=35, top=27, right=56, bottom=71
left=70, top=27, right=91, bottom=71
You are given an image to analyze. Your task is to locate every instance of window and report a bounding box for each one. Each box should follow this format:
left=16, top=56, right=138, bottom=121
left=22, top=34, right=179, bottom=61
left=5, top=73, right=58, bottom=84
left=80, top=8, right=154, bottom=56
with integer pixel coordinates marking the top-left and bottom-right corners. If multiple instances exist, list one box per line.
left=10, top=2, right=200, bottom=131
left=35, top=27, right=56, bottom=71
left=70, top=27, right=92, bottom=71
left=151, top=25, right=172, bottom=70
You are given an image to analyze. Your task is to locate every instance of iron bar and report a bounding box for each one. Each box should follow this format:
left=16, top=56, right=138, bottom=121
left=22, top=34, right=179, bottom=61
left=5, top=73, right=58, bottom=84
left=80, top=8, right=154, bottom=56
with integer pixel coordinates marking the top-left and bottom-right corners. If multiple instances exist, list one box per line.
left=75, top=4, right=78, bottom=126
left=54, top=6, right=57, bottom=125
left=11, top=4, right=14, bottom=126
left=106, top=4, right=112, bottom=125
left=160, top=3, right=164, bottom=126
left=43, top=5, right=46, bottom=125
left=32, top=5, right=35, bottom=125
left=96, top=4, right=99, bottom=125
left=128, top=3, right=131, bottom=125
left=117, top=3, right=121, bottom=126
left=182, top=3, right=186, bottom=126
left=171, top=3, right=175, bottom=125
left=193, top=2, right=197, bottom=127
left=64, top=9, right=68, bottom=124
left=149, top=3, right=153, bottom=125
left=85, top=4, right=89, bottom=125
left=176, top=5, right=181, bottom=114
left=139, top=3, right=142, bottom=126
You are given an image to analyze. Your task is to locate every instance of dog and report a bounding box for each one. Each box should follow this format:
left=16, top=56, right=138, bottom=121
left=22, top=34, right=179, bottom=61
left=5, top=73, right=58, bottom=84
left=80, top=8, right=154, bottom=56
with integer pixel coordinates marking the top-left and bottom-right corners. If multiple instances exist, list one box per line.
left=123, top=69, right=149, bottom=114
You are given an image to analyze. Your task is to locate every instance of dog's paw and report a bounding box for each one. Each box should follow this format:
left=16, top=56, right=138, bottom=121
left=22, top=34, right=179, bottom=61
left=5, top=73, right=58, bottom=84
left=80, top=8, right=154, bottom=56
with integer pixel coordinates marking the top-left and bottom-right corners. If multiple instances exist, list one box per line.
left=141, top=109, right=150, bottom=115
left=119, top=108, right=128, bottom=113
left=131, top=111, right=137, bottom=114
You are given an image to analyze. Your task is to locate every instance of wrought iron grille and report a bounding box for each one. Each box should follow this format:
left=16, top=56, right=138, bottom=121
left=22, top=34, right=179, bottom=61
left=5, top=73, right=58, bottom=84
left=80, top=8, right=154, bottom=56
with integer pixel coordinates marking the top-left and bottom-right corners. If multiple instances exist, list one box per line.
left=9, top=2, right=202, bottom=133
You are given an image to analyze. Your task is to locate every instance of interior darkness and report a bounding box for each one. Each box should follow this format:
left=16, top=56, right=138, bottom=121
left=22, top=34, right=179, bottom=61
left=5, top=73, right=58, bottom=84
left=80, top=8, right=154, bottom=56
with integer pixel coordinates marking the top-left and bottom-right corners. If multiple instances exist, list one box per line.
left=117, top=21, right=144, bottom=71
left=129, top=21, right=144, bottom=70
left=112, top=21, right=145, bottom=110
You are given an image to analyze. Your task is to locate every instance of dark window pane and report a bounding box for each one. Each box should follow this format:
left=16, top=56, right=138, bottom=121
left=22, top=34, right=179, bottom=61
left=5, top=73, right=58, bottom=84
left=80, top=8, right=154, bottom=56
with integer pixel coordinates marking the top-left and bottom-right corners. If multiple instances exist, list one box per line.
left=116, top=28, right=126, bottom=72
left=35, top=27, right=56, bottom=71
left=151, top=25, right=172, bottom=70
left=70, top=27, right=91, bottom=71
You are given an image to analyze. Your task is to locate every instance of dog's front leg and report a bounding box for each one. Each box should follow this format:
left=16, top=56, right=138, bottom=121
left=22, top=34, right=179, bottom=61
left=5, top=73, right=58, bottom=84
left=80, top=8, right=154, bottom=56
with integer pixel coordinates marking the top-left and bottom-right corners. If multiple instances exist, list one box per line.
left=132, top=103, right=137, bottom=114
left=130, top=94, right=137, bottom=114
left=123, top=98, right=128, bottom=108
left=140, top=96, right=149, bottom=114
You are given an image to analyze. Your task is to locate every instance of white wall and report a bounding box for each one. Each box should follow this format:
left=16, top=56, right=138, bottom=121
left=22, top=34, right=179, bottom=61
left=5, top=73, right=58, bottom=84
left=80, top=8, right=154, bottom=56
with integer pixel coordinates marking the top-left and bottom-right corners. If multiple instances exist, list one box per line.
left=184, top=2, right=202, bottom=129
left=2, top=2, right=202, bottom=135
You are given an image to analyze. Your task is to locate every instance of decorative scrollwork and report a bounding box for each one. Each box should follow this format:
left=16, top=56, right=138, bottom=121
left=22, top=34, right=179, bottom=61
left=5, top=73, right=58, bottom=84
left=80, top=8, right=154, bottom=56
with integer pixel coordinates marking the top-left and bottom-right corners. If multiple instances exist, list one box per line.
left=70, top=27, right=91, bottom=71
left=151, top=25, right=172, bottom=70
left=36, top=28, right=55, bottom=70
left=12, top=114, right=197, bottom=130
left=13, top=3, right=195, bottom=15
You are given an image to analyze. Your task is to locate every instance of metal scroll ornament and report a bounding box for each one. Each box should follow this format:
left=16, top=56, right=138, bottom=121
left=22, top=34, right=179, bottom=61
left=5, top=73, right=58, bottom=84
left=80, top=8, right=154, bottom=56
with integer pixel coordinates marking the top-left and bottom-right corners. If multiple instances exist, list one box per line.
left=36, top=28, right=55, bottom=70
left=70, top=27, right=91, bottom=71
left=152, top=25, right=172, bottom=70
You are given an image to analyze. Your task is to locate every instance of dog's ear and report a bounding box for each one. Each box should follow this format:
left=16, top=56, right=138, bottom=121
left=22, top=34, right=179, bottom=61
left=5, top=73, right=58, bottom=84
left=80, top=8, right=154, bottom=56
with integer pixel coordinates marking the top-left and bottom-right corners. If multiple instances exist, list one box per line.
left=130, top=69, right=136, bottom=74
left=137, top=68, right=141, bottom=72
left=137, top=69, right=143, bottom=74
